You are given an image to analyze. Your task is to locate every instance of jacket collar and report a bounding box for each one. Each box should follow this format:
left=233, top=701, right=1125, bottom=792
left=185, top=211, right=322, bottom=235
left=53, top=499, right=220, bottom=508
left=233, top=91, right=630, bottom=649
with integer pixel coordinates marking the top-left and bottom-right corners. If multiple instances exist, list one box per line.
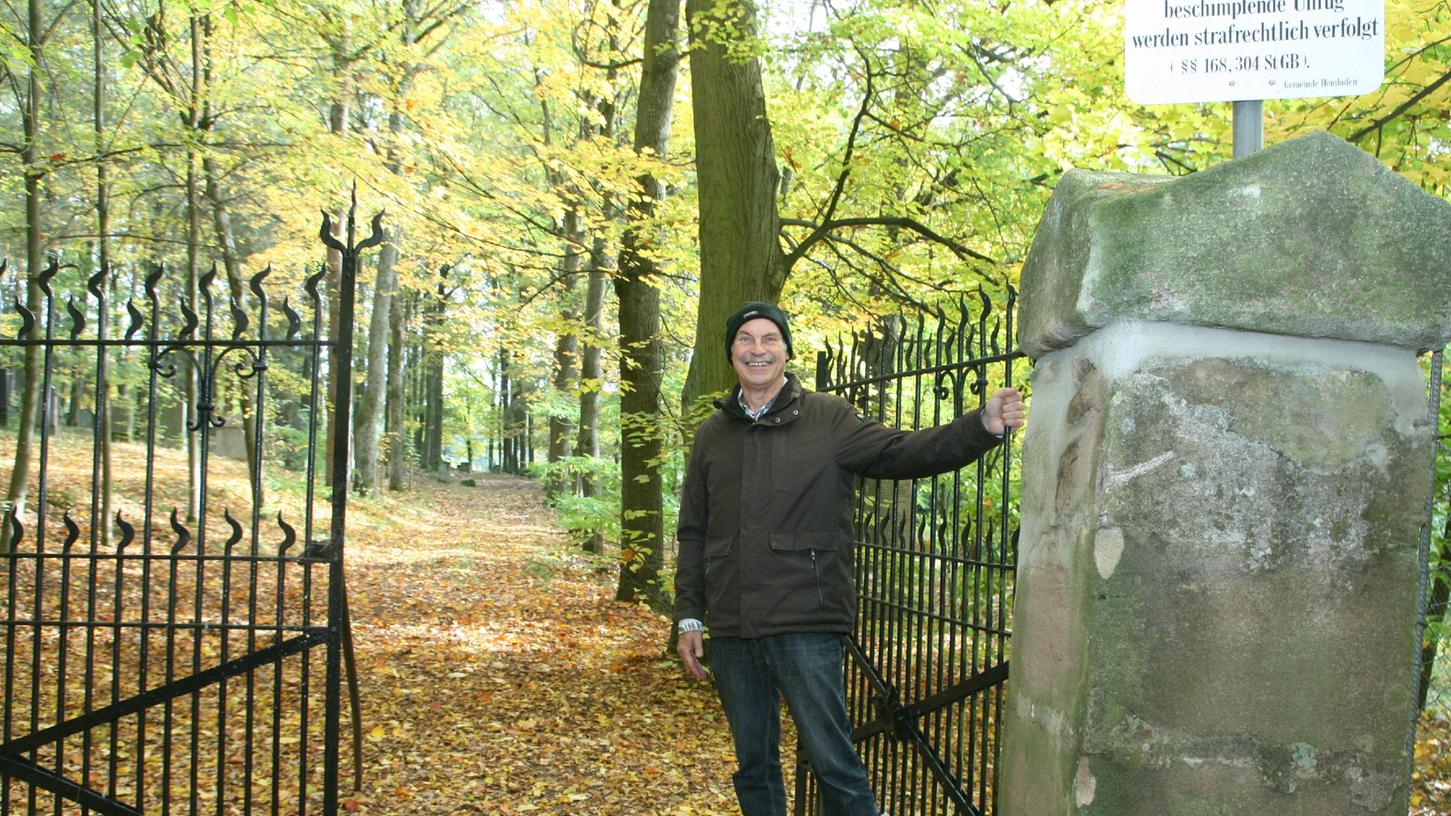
left=719, top=372, right=804, bottom=424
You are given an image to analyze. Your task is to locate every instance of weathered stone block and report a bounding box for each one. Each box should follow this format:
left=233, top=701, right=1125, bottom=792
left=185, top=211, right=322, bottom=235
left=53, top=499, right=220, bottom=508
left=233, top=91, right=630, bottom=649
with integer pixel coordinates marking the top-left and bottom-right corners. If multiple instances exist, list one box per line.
left=1000, top=321, right=1431, bottom=815
left=1017, top=131, right=1451, bottom=357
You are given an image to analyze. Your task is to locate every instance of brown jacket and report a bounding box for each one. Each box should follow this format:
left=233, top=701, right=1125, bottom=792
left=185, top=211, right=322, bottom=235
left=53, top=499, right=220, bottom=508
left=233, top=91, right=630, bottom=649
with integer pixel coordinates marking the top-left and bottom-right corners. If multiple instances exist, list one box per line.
left=673, top=373, right=1003, bottom=638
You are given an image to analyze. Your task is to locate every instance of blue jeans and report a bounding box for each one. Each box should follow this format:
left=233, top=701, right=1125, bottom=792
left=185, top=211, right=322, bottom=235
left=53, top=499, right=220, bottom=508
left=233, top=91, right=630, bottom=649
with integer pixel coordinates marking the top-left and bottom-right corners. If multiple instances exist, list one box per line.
left=707, top=633, right=879, bottom=816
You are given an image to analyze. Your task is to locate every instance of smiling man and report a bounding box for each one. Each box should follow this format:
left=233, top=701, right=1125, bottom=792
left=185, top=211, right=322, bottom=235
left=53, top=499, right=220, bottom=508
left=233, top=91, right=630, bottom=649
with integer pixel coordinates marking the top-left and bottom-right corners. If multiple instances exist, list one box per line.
left=673, top=301, right=1025, bottom=816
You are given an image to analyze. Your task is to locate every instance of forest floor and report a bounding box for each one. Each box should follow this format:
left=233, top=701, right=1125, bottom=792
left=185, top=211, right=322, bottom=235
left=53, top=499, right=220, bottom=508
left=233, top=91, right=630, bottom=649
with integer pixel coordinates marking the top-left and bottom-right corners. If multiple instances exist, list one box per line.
left=347, top=472, right=1451, bottom=815
left=1, top=430, right=1448, bottom=813
left=1417, top=711, right=1451, bottom=815
left=345, top=472, right=1451, bottom=816
left=343, top=472, right=750, bottom=815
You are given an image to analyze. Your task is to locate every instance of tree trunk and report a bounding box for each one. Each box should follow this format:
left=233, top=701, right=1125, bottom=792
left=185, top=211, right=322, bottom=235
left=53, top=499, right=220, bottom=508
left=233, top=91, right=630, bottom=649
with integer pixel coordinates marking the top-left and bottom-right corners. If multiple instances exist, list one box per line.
left=45, top=381, right=58, bottom=435
left=613, top=0, right=680, bottom=612
left=353, top=227, right=396, bottom=495
left=183, top=12, right=205, bottom=522
left=421, top=270, right=448, bottom=473
left=358, top=2, right=421, bottom=496
left=516, top=359, right=535, bottom=473
left=6, top=0, right=46, bottom=523
left=385, top=276, right=409, bottom=491
left=681, top=0, right=787, bottom=411
left=548, top=323, right=579, bottom=475
left=499, top=348, right=517, bottom=473
left=203, top=155, right=259, bottom=490
left=92, top=0, right=115, bottom=547
left=547, top=207, right=583, bottom=497
left=575, top=80, right=617, bottom=555
left=411, top=333, right=426, bottom=466
left=67, top=377, right=82, bottom=426
left=199, top=14, right=254, bottom=483
left=577, top=238, right=608, bottom=554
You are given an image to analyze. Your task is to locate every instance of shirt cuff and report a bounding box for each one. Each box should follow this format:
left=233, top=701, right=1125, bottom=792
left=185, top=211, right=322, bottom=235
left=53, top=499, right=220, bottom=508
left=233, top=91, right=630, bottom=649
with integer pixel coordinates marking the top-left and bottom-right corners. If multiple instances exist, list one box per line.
left=677, top=618, right=704, bottom=634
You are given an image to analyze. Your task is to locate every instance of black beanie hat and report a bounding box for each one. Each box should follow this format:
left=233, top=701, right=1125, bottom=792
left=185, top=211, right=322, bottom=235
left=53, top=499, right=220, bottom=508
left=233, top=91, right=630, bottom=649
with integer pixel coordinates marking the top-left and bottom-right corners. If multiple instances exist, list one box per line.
left=725, top=301, right=793, bottom=361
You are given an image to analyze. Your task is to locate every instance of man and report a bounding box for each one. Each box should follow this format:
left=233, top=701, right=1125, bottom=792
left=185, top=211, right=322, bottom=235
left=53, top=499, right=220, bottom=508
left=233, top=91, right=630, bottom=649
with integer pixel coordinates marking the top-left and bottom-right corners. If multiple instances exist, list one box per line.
left=673, top=301, right=1026, bottom=816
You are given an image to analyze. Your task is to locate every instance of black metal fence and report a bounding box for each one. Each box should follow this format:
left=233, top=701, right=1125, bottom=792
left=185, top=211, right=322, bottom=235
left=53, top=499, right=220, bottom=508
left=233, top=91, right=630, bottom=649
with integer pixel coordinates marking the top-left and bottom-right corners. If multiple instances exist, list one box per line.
left=808, top=290, right=1025, bottom=816
left=805, top=296, right=1451, bottom=814
left=0, top=211, right=376, bottom=815
left=1420, top=351, right=1451, bottom=718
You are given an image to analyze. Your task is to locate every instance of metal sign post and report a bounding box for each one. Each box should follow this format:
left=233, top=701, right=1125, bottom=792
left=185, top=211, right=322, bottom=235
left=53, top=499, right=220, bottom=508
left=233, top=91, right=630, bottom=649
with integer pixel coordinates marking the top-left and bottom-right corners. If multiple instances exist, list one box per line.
left=1233, top=99, right=1265, bottom=158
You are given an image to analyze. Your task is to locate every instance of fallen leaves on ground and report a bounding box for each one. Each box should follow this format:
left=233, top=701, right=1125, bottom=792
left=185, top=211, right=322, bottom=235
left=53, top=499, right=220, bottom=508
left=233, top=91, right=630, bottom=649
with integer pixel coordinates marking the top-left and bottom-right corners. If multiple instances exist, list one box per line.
left=1414, top=710, right=1451, bottom=815
left=341, top=473, right=755, bottom=815
left=4, top=433, right=1449, bottom=814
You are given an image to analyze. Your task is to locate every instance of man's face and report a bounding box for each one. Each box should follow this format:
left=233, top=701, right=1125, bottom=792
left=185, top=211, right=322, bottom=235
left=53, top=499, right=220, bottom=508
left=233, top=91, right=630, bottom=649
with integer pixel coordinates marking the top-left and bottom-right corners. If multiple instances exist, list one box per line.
left=731, top=317, right=788, bottom=390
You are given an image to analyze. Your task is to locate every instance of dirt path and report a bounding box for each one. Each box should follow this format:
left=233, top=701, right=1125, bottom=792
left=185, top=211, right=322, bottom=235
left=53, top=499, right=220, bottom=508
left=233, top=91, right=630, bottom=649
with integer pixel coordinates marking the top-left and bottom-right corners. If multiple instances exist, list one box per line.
left=343, top=473, right=745, bottom=815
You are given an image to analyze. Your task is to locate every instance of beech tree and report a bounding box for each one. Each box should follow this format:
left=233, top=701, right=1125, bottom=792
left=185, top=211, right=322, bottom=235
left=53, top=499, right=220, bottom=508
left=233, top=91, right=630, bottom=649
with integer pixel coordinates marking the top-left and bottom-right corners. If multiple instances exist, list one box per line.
left=4, top=0, right=55, bottom=522
left=681, top=0, right=786, bottom=407
left=613, top=0, right=682, bottom=610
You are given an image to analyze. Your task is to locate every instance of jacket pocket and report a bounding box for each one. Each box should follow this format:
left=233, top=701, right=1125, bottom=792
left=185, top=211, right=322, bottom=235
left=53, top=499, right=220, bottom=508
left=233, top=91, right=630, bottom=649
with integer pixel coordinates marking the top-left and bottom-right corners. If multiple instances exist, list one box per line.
left=703, top=536, right=733, bottom=577
left=768, top=531, right=842, bottom=610
left=702, top=536, right=738, bottom=629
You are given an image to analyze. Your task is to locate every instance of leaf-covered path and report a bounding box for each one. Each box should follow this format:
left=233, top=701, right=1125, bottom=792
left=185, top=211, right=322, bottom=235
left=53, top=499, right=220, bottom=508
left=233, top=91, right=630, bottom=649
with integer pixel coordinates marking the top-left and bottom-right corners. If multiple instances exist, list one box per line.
left=344, top=473, right=749, bottom=815
left=340, top=472, right=1451, bottom=815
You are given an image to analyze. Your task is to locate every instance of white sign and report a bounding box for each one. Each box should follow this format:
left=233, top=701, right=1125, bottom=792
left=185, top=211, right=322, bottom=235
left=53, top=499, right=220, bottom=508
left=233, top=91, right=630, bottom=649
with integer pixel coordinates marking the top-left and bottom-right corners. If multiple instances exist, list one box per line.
left=1124, top=0, right=1385, bottom=104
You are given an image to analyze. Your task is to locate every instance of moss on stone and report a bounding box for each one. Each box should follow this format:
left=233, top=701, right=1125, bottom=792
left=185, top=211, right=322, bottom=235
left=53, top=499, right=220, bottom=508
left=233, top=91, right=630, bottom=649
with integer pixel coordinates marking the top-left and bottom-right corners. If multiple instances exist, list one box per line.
left=1017, top=131, right=1451, bottom=357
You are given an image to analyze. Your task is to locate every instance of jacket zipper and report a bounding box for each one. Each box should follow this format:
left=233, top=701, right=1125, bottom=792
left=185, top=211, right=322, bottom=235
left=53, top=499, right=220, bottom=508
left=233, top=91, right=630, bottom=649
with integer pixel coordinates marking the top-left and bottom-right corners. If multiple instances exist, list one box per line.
left=810, top=548, right=823, bottom=607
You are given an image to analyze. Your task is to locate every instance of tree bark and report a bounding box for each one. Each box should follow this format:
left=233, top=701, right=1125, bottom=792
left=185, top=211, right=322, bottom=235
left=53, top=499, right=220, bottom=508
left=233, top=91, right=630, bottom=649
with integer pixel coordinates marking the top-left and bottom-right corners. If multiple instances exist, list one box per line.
left=353, top=227, right=396, bottom=495
left=547, top=207, right=583, bottom=497
left=613, top=0, right=680, bottom=612
left=578, top=235, right=610, bottom=554
left=504, top=349, right=533, bottom=475
left=681, top=0, right=787, bottom=411
left=93, top=0, right=114, bottom=547
left=6, top=0, right=47, bottom=523
left=385, top=291, right=408, bottom=490
left=411, top=330, right=426, bottom=464
left=356, top=0, right=423, bottom=495
left=498, top=348, right=514, bottom=473
left=203, top=155, right=259, bottom=489
left=421, top=269, right=448, bottom=473
left=575, top=83, right=617, bottom=555
left=183, top=11, right=205, bottom=522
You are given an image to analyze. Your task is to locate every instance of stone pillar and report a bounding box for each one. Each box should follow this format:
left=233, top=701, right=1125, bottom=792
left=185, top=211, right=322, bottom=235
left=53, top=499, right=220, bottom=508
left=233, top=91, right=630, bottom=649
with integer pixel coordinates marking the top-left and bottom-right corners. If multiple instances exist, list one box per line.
left=1000, top=131, right=1451, bottom=816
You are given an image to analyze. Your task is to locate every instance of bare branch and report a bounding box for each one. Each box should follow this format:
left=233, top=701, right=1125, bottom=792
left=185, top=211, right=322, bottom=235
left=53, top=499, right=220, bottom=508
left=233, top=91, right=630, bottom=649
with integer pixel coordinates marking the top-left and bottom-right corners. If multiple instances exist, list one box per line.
left=41, top=0, right=84, bottom=44
left=782, top=215, right=999, bottom=267
left=781, top=45, right=875, bottom=272
left=823, top=228, right=979, bottom=302
left=1347, top=68, right=1451, bottom=144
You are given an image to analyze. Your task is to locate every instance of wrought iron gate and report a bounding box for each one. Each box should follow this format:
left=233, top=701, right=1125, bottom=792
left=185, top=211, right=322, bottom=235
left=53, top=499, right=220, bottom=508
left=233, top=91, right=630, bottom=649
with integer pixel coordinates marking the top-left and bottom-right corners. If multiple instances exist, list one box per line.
left=807, top=291, right=1025, bottom=816
left=0, top=211, right=379, bottom=815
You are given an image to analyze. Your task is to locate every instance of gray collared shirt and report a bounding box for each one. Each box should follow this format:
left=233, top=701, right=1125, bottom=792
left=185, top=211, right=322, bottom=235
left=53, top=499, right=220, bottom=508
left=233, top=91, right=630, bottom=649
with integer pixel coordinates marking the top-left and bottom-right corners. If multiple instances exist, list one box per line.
left=738, top=389, right=777, bottom=421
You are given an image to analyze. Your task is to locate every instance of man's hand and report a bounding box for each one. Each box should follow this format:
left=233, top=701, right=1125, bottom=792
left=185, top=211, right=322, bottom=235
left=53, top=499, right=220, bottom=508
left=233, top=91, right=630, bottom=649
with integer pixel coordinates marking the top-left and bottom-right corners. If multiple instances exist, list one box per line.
left=981, top=387, right=1026, bottom=436
left=678, top=630, right=708, bottom=681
